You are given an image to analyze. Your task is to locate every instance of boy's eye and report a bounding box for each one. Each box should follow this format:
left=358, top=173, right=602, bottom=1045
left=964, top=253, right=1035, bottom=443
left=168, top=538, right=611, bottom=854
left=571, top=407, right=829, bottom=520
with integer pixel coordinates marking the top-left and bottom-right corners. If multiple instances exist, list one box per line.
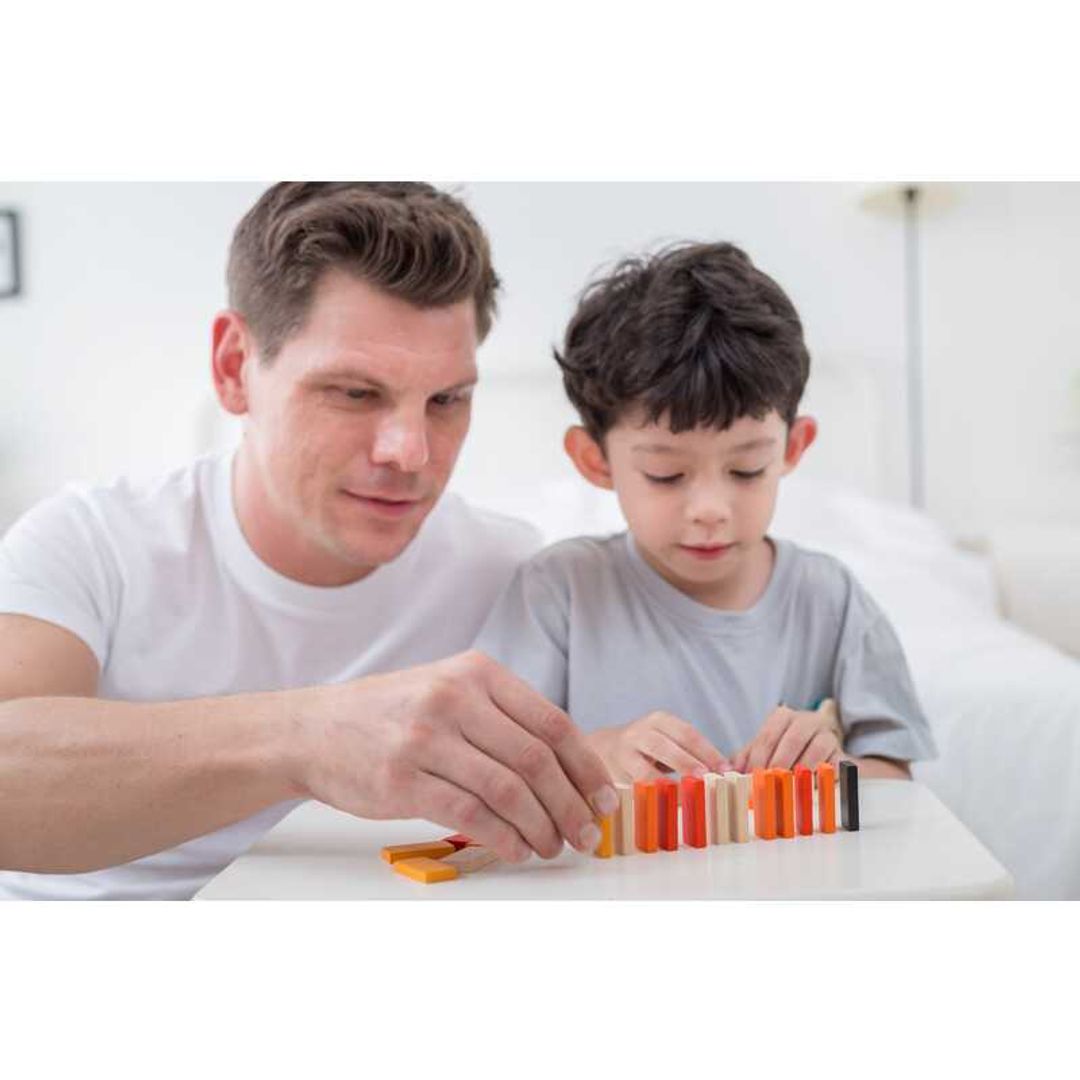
left=731, top=468, right=767, bottom=481
left=644, top=473, right=684, bottom=485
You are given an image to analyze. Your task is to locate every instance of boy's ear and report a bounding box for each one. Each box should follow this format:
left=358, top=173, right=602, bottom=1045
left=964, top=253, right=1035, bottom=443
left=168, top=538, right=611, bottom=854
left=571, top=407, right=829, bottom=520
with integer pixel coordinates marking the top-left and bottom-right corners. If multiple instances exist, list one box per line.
left=564, top=426, right=614, bottom=490
left=781, top=415, right=818, bottom=475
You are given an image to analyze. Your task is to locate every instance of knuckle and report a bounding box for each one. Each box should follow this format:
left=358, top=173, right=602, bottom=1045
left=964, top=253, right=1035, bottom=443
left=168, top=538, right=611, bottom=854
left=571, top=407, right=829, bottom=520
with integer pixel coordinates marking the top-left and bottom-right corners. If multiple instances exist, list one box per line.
left=399, top=714, right=438, bottom=755
left=517, top=739, right=556, bottom=782
left=535, top=706, right=573, bottom=746
left=486, top=773, right=524, bottom=812
left=454, top=794, right=487, bottom=829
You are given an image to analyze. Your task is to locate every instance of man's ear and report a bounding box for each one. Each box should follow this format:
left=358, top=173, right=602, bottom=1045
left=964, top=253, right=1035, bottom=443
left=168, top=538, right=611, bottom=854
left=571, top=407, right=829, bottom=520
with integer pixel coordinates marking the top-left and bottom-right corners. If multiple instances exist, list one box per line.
left=563, top=426, right=614, bottom=490
left=781, top=415, right=818, bottom=475
left=211, top=311, right=255, bottom=416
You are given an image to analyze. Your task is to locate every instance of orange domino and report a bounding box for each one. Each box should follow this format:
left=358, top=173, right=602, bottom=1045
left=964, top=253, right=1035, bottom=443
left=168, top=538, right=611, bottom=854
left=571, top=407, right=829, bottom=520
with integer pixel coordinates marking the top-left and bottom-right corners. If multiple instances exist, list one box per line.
left=657, top=777, right=679, bottom=850
left=381, top=840, right=456, bottom=864
left=752, top=769, right=777, bottom=840
left=594, top=814, right=614, bottom=858
left=680, top=775, right=707, bottom=848
left=794, top=765, right=814, bottom=835
left=392, top=856, right=459, bottom=884
left=634, top=779, right=659, bottom=853
left=816, top=762, right=837, bottom=833
left=772, top=769, right=795, bottom=838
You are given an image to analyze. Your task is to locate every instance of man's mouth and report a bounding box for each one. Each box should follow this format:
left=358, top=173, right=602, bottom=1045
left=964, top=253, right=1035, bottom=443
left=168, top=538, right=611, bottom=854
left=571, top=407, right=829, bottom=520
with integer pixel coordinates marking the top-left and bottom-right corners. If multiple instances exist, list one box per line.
left=341, top=490, right=424, bottom=518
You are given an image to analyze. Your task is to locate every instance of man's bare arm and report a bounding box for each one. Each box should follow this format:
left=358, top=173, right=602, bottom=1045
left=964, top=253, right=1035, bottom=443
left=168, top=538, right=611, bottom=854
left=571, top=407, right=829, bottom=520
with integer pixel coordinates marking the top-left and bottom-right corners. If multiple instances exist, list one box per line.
left=0, top=616, right=616, bottom=874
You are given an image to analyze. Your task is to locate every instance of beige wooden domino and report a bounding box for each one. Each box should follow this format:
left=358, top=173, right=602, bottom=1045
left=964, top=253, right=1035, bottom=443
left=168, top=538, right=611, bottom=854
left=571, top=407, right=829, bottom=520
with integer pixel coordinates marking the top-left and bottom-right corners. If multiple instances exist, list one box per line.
left=704, top=773, right=721, bottom=844
left=713, top=775, right=732, bottom=844
left=613, top=783, right=635, bottom=855
left=724, top=771, right=751, bottom=843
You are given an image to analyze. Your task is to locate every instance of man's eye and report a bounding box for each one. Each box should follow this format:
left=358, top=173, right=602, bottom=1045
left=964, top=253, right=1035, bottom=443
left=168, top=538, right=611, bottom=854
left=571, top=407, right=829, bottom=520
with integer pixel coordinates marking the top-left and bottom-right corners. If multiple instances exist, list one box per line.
left=732, top=468, right=767, bottom=481
left=644, top=473, right=684, bottom=485
left=343, top=388, right=374, bottom=401
left=430, top=392, right=466, bottom=407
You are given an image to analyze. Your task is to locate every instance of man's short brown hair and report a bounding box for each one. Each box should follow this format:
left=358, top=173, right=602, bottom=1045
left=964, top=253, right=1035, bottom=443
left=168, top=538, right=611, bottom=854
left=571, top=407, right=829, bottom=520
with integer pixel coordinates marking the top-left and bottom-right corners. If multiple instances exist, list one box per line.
left=555, top=242, right=811, bottom=443
left=227, top=182, right=499, bottom=360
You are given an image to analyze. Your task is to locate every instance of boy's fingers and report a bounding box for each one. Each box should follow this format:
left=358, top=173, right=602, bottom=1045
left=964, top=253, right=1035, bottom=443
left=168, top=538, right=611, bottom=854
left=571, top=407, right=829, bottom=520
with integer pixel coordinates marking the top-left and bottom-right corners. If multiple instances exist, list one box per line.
left=652, top=713, right=729, bottom=773
left=768, top=715, right=819, bottom=770
left=801, top=729, right=840, bottom=768
left=636, top=729, right=709, bottom=775
left=745, top=707, right=796, bottom=771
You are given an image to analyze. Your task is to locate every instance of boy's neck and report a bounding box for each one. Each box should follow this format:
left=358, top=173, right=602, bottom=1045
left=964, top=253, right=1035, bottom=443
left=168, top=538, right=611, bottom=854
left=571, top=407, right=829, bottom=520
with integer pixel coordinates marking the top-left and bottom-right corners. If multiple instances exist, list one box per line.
left=640, top=535, right=777, bottom=611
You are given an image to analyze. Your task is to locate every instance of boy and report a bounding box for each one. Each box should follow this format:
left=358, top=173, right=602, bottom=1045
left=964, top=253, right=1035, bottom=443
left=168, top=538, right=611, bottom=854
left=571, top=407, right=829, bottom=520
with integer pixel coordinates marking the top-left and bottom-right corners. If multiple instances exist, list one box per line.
left=475, top=242, right=936, bottom=782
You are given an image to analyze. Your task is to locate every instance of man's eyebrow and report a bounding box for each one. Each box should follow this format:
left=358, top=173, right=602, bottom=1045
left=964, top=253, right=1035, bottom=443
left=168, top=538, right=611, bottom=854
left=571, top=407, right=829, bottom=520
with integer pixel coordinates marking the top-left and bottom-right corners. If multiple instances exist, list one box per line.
left=309, top=368, right=478, bottom=393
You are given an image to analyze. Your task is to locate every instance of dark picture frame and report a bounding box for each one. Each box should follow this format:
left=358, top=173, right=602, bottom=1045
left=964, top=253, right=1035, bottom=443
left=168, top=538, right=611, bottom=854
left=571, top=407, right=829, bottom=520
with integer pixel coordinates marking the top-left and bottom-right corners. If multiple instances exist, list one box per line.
left=1, top=209, right=21, bottom=298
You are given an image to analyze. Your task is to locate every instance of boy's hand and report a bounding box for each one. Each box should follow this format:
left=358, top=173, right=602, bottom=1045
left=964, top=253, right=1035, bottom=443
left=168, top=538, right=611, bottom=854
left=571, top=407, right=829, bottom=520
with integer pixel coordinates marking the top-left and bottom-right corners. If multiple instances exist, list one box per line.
left=585, top=710, right=731, bottom=783
left=731, top=700, right=845, bottom=773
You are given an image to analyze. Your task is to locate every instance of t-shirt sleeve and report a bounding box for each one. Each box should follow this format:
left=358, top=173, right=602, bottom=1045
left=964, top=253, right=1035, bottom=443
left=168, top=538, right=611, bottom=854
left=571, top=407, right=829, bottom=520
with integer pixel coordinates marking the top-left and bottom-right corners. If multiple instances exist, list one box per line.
left=0, top=490, right=119, bottom=668
left=832, top=580, right=938, bottom=763
left=472, top=556, right=570, bottom=710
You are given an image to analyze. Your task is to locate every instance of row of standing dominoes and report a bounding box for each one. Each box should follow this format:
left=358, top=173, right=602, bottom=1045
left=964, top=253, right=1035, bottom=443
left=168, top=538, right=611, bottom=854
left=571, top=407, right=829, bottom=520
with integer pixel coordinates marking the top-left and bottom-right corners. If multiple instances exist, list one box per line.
left=593, top=760, right=859, bottom=857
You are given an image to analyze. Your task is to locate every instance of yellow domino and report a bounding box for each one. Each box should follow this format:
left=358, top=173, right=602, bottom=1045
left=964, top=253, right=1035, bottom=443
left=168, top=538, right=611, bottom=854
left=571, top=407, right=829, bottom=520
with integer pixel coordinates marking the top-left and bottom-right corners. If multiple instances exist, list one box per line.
left=381, top=840, right=456, bottom=864
left=594, top=814, right=614, bottom=858
left=392, top=857, right=460, bottom=884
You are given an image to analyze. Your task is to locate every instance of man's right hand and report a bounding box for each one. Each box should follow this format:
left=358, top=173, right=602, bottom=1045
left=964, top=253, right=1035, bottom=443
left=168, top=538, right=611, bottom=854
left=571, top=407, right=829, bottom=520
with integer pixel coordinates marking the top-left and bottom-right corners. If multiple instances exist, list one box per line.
left=289, top=650, right=618, bottom=864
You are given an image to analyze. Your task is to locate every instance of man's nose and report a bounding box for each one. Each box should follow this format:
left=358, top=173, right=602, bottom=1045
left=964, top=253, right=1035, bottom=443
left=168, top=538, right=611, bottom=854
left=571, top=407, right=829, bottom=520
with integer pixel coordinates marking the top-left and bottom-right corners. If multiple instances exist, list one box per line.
left=370, top=408, right=430, bottom=472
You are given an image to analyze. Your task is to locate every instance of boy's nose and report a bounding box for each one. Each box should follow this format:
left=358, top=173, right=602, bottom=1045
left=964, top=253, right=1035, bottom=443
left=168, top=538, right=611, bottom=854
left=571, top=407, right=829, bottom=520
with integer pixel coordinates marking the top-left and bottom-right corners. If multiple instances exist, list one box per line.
left=370, top=410, right=430, bottom=472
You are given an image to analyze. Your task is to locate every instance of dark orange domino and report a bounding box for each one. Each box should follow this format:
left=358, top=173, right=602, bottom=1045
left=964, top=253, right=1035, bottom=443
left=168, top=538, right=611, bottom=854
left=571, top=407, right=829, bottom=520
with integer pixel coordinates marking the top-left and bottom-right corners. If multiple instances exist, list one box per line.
left=753, top=770, right=777, bottom=840
left=816, top=762, right=837, bottom=833
left=794, top=765, right=814, bottom=835
left=772, top=769, right=795, bottom=838
left=657, top=777, right=679, bottom=850
left=634, top=779, right=659, bottom=853
left=680, top=775, right=707, bottom=848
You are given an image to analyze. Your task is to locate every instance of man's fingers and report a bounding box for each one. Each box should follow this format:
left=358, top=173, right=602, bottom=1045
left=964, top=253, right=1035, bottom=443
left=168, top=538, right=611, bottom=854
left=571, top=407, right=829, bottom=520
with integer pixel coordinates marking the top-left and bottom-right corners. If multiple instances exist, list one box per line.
left=412, top=771, right=532, bottom=864
left=483, top=657, right=616, bottom=820
left=458, top=707, right=597, bottom=856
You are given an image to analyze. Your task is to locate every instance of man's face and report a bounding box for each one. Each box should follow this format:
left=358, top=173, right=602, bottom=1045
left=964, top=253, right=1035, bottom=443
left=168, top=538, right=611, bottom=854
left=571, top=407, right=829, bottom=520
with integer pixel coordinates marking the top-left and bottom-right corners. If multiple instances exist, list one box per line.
left=237, top=270, right=478, bottom=583
left=599, top=409, right=805, bottom=601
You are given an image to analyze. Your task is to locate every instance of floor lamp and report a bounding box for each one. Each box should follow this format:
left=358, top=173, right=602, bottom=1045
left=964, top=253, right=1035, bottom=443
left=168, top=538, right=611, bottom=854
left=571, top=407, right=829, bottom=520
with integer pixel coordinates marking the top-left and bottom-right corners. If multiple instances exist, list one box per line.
left=860, top=183, right=954, bottom=510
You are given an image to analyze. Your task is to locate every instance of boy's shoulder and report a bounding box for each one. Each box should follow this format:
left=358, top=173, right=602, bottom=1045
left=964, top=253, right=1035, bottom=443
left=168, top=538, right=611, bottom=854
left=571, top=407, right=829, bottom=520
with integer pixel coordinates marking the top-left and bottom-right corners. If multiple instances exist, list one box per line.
left=518, top=531, right=628, bottom=586
left=776, top=537, right=876, bottom=621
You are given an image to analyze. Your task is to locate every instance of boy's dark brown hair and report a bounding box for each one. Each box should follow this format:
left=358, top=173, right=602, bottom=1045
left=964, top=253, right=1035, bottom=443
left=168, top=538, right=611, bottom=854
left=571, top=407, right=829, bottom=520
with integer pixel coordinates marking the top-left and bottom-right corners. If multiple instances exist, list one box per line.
left=228, top=182, right=499, bottom=361
left=555, top=242, right=811, bottom=443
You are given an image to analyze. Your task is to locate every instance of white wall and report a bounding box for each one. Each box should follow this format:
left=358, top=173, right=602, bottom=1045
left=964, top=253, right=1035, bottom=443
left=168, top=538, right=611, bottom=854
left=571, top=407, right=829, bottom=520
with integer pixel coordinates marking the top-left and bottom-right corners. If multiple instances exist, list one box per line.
left=2, top=181, right=1077, bottom=536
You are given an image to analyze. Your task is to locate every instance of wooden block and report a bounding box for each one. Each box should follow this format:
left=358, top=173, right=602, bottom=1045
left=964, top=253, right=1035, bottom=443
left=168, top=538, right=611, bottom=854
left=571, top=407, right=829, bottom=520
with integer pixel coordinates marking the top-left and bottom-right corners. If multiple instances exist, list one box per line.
left=392, top=856, right=459, bottom=884
left=712, top=775, right=731, bottom=844
left=703, top=773, right=721, bottom=844
left=657, top=777, right=679, bottom=851
left=613, top=783, right=634, bottom=855
left=634, top=779, right=659, bottom=853
left=440, top=833, right=476, bottom=851
left=594, top=813, right=614, bottom=858
left=816, top=762, right=837, bottom=833
left=840, top=760, right=860, bottom=831
left=772, top=768, right=795, bottom=838
left=442, top=845, right=500, bottom=875
left=752, top=770, right=777, bottom=840
left=794, top=765, right=814, bottom=835
left=680, top=775, right=707, bottom=848
left=381, top=840, right=456, bottom=864
left=725, top=772, right=750, bottom=843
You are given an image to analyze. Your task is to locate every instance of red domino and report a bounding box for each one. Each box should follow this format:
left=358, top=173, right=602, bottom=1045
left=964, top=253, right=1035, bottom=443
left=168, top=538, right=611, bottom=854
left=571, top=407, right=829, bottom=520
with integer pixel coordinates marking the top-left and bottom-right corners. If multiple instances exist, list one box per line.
left=680, top=775, right=707, bottom=848
left=794, top=766, right=814, bottom=835
left=440, top=833, right=476, bottom=851
left=656, top=777, right=679, bottom=850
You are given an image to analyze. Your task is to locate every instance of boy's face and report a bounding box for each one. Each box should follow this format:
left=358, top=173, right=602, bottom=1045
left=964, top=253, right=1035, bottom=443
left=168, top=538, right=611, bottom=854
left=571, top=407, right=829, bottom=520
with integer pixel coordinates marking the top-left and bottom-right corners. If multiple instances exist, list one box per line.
left=565, top=408, right=816, bottom=604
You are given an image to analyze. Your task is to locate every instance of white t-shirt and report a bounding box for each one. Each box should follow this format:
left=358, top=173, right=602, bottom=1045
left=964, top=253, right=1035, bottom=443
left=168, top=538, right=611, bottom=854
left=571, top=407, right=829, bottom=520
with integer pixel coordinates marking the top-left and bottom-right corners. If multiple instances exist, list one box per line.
left=0, top=451, right=541, bottom=900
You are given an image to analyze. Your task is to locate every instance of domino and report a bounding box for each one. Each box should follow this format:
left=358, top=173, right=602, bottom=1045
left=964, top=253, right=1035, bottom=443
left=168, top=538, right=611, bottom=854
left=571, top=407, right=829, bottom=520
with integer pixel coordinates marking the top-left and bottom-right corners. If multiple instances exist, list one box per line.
left=381, top=840, right=457, bottom=864
left=840, top=760, right=860, bottom=831
left=816, top=762, right=837, bottom=833
left=725, top=771, right=750, bottom=843
left=634, top=779, right=659, bottom=853
left=705, top=773, right=730, bottom=844
left=752, top=770, right=777, bottom=840
left=442, top=845, right=501, bottom=875
left=794, top=765, right=814, bottom=835
left=681, top=775, right=707, bottom=848
left=613, top=783, right=635, bottom=855
left=392, top=856, right=458, bottom=884
left=594, top=813, right=615, bottom=858
left=773, top=768, right=795, bottom=839
left=657, top=777, right=679, bottom=851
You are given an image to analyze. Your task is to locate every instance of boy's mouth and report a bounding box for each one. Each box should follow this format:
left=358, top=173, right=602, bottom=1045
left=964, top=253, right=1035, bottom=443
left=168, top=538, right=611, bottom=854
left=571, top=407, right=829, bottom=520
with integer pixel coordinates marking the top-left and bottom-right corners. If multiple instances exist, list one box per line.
left=678, top=542, right=736, bottom=561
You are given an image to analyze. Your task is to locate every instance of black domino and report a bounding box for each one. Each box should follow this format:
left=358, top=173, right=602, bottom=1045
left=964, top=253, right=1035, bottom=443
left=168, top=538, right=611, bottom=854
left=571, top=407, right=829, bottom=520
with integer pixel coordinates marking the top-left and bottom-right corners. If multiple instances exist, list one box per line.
left=839, top=760, right=860, bottom=831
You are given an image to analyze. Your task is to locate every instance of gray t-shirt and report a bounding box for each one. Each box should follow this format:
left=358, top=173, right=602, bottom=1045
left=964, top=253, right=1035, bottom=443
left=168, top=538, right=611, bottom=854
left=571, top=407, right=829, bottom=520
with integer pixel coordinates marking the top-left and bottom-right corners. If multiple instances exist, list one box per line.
left=475, top=532, right=937, bottom=762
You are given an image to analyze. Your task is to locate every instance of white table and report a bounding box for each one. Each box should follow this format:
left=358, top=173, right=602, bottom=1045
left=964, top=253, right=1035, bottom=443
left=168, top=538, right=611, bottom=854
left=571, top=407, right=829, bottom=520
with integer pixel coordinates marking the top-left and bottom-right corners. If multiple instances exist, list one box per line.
left=196, top=780, right=1014, bottom=900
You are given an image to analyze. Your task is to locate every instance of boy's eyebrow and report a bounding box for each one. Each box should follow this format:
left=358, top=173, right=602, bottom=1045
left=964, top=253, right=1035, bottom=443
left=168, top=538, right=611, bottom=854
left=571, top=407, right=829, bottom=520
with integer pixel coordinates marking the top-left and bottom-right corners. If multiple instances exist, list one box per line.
left=631, top=436, right=778, bottom=454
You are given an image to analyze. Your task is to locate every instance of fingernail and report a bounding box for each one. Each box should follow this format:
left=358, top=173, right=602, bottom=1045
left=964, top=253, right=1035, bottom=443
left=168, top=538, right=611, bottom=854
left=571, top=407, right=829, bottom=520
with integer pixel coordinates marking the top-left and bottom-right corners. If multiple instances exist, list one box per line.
left=593, top=786, right=618, bottom=816
left=579, top=822, right=602, bottom=851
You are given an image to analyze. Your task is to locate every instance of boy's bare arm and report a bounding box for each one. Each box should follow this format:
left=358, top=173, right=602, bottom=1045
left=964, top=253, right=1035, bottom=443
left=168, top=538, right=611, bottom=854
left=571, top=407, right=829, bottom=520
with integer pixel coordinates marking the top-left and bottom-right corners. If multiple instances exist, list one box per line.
left=0, top=615, right=616, bottom=874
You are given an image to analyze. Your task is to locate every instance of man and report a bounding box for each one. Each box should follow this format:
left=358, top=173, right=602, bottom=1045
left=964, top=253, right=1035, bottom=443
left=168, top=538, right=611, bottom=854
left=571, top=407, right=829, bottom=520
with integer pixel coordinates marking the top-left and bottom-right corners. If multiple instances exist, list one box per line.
left=0, top=182, right=617, bottom=900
